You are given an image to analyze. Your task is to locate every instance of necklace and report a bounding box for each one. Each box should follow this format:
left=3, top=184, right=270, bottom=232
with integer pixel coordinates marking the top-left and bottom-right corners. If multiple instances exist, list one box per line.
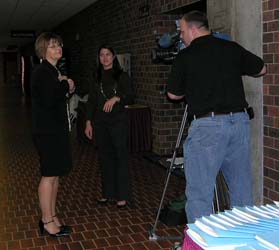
left=100, top=82, right=116, bottom=100
left=55, top=65, right=71, bottom=131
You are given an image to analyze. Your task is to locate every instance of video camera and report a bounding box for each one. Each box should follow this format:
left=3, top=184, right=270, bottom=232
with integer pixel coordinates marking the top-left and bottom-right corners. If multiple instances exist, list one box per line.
left=151, top=19, right=230, bottom=64
left=151, top=20, right=185, bottom=64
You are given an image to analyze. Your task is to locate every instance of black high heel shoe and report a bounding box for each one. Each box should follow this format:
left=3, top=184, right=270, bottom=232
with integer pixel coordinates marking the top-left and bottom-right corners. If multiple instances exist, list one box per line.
left=39, top=220, right=69, bottom=237
left=97, top=198, right=116, bottom=205
left=53, top=215, right=72, bottom=233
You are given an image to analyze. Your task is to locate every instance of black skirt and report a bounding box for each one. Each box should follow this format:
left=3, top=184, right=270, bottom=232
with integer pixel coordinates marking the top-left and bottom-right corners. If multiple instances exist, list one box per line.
left=33, top=133, right=72, bottom=177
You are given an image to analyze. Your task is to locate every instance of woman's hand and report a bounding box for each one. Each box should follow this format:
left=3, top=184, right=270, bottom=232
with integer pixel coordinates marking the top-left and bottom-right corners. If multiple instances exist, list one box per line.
left=84, top=120, right=93, bottom=140
left=67, top=79, right=75, bottom=93
left=58, top=75, right=68, bottom=81
left=58, top=75, right=75, bottom=93
left=103, top=96, right=120, bottom=112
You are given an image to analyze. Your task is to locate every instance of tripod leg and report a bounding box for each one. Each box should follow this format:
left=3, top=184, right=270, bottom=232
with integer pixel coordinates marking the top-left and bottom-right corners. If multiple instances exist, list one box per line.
left=149, top=104, right=188, bottom=240
left=214, top=183, right=220, bottom=213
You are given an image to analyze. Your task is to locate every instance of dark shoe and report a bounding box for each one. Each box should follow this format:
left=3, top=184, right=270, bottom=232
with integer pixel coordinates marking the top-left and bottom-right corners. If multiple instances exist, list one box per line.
left=97, top=198, right=109, bottom=205
left=97, top=198, right=116, bottom=205
left=39, top=220, right=70, bottom=237
left=117, top=201, right=127, bottom=209
left=53, top=215, right=72, bottom=233
left=60, top=225, right=72, bottom=233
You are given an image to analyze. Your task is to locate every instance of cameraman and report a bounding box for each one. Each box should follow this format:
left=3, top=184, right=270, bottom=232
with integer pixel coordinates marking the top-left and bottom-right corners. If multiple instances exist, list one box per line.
left=166, top=11, right=266, bottom=223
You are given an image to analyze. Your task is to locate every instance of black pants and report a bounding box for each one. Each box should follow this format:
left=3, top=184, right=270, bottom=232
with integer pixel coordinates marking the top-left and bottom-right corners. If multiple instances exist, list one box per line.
left=95, top=113, right=130, bottom=201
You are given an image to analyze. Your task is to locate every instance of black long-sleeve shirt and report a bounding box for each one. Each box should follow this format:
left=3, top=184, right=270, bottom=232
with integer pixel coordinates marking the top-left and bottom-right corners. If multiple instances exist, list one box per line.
left=86, top=69, right=134, bottom=124
left=167, top=35, right=265, bottom=115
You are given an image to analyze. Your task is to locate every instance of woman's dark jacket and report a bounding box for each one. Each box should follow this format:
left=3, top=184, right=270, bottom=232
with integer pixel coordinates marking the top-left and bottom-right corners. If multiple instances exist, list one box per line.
left=31, top=60, right=70, bottom=135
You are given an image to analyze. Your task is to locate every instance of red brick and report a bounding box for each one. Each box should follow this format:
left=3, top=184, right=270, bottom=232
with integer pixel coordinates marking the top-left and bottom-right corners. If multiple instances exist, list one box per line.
left=33, top=237, right=46, bottom=247
left=264, top=95, right=275, bottom=105
left=95, top=229, right=109, bottom=238
left=270, top=85, right=279, bottom=95
left=118, top=245, right=134, bottom=250
left=12, top=231, right=25, bottom=240
left=268, top=0, right=279, bottom=10
left=274, top=32, right=279, bottom=42
left=263, top=32, right=274, bottom=43
left=93, top=238, right=109, bottom=248
left=264, top=156, right=276, bottom=168
left=131, top=242, right=149, bottom=250
left=264, top=177, right=275, bottom=189
left=267, top=63, right=279, bottom=74
left=263, top=22, right=268, bottom=33
left=263, top=74, right=274, bottom=85
left=0, top=242, right=7, bottom=250
left=269, top=190, right=279, bottom=200
left=267, top=20, right=279, bottom=32
left=80, top=240, right=96, bottom=249
left=55, top=244, right=69, bottom=250
left=7, top=240, right=20, bottom=250
left=275, top=53, right=279, bottom=63
left=263, top=0, right=269, bottom=11
left=263, top=10, right=274, bottom=21
left=82, top=231, right=96, bottom=240
left=70, top=232, right=84, bottom=241
left=268, top=43, right=279, bottom=53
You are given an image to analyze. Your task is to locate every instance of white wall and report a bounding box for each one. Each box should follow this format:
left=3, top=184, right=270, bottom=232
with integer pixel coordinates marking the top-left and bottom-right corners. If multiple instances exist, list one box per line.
left=231, top=0, right=263, bottom=205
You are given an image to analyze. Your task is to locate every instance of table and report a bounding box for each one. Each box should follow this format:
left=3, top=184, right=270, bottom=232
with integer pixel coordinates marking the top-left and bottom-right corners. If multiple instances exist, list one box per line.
left=125, top=104, right=152, bottom=153
left=75, top=102, right=152, bottom=152
left=182, top=231, right=203, bottom=250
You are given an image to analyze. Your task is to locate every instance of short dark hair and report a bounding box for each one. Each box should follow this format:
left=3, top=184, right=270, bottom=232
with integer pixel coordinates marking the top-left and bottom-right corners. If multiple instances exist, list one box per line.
left=182, top=11, right=209, bottom=30
left=35, top=32, right=63, bottom=59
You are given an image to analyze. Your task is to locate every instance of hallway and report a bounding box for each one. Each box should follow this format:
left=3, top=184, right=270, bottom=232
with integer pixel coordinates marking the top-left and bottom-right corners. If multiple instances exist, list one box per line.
left=0, top=85, right=185, bottom=250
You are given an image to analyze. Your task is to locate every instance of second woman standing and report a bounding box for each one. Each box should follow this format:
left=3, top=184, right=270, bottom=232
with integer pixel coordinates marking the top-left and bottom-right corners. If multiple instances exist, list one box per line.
left=85, top=45, right=134, bottom=208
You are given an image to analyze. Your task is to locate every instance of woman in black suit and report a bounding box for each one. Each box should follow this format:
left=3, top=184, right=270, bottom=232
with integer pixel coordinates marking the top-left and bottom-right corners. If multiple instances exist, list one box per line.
left=85, top=45, right=134, bottom=208
left=31, top=32, right=75, bottom=237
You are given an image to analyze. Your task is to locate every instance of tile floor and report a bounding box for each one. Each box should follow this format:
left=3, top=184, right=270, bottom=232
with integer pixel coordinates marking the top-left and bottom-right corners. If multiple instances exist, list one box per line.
left=0, top=85, right=185, bottom=250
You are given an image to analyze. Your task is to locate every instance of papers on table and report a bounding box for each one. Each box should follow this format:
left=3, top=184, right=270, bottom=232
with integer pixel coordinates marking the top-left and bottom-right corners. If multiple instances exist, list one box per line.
left=186, top=201, right=279, bottom=250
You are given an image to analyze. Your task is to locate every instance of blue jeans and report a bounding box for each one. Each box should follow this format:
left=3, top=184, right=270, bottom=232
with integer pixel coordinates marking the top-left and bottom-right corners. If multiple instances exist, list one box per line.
left=184, top=112, right=253, bottom=223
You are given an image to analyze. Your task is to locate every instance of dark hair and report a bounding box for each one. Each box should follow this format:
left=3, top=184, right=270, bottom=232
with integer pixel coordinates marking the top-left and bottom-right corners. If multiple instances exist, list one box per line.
left=96, top=44, right=122, bottom=82
left=182, top=11, right=209, bottom=30
left=35, top=32, right=63, bottom=59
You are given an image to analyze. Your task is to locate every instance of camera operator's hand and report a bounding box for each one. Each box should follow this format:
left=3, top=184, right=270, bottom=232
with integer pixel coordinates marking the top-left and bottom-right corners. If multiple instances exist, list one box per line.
left=103, top=96, right=120, bottom=112
left=84, top=120, right=93, bottom=140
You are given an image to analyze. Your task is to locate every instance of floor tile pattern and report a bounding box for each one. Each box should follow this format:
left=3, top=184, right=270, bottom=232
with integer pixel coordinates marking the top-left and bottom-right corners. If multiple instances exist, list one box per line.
left=0, top=86, right=185, bottom=250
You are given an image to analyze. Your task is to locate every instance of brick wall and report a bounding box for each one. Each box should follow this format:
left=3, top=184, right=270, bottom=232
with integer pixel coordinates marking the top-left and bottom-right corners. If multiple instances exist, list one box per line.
left=55, top=0, right=279, bottom=200
left=160, top=0, right=201, bottom=12
left=262, top=0, right=279, bottom=202
left=57, top=0, right=200, bottom=155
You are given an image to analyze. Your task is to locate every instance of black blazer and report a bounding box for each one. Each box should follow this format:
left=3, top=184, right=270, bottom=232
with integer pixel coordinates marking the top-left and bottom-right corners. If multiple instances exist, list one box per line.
left=31, top=60, right=69, bottom=135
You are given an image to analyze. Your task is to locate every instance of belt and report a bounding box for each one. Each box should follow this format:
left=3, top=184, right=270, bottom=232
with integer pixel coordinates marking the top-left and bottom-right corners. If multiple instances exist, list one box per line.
left=189, top=108, right=247, bottom=122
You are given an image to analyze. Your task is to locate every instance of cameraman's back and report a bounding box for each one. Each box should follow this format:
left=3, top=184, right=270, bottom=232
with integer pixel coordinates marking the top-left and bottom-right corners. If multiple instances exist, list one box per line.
left=174, top=34, right=264, bottom=115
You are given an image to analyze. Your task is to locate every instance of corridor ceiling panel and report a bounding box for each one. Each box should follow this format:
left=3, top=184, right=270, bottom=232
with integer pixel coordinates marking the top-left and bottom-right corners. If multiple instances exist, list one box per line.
left=0, top=0, right=98, bottom=49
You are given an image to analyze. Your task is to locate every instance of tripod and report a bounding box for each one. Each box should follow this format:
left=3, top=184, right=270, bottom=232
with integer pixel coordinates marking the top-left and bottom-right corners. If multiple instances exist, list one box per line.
left=149, top=104, right=188, bottom=241
left=148, top=104, right=228, bottom=241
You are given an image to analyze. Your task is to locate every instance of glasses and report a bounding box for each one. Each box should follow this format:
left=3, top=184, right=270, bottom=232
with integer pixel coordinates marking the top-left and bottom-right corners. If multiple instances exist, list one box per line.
left=47, top=44, right=63, bottom=49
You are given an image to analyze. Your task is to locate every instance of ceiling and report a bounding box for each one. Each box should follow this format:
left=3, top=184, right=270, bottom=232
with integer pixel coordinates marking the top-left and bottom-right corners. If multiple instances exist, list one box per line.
left=0, top=0, right=98, bottom=50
